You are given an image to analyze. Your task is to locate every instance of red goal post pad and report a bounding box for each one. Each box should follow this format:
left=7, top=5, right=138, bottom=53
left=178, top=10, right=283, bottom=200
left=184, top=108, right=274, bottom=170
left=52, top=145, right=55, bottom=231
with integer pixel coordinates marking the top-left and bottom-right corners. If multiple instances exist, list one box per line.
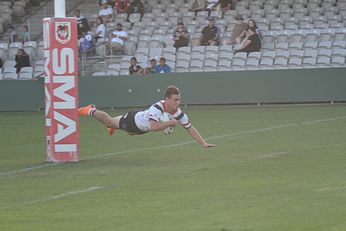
left=43, top=18, right=79, bottom=162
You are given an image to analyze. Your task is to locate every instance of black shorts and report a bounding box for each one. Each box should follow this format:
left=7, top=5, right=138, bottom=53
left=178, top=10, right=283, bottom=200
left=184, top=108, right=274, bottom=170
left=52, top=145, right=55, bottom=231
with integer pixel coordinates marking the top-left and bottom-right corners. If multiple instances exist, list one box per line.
left=119, top=111, right=147, bottom=135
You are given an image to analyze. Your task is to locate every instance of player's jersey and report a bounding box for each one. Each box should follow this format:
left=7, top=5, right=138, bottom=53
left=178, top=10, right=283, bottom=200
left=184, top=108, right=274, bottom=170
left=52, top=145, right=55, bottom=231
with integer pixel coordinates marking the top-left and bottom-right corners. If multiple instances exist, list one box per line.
left=134, top=100, right=192, bottom=132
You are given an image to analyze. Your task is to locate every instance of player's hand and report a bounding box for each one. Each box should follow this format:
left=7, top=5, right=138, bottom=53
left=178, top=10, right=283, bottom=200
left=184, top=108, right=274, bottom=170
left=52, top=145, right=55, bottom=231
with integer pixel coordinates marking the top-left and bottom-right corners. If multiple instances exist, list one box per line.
left=169, top=119, right=178, bottom=126
left=203, top=143, right=216, bottom=148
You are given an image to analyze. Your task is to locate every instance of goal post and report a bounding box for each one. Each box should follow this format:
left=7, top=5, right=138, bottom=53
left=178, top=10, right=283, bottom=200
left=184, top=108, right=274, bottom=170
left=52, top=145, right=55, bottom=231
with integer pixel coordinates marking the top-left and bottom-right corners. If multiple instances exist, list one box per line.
left=44, top=0, right=79, bottom=162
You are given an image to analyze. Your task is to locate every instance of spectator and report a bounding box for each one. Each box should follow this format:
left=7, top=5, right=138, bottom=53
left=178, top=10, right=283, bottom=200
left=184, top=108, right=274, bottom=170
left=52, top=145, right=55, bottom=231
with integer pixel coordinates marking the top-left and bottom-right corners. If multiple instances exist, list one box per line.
left=128, top=0, right=144, bottom=16
left=99, top=0, right=114, bottom=8
left=177, top=17, right=184, bottom=26
left=190, top=0, right=206, bottom=14
left=79, top=31, right=94, bottom=53
left=8, top=27, right=18, bottom=43
left=0, top=57, right=3, bottom=68
left=237, top=18, right=261, bottom=43
left=234, top=27, right=261, bottom=54
left=115, top=0, right=130, bottom=13
left=144, top=59, right=157, bottom=74
left=94, top=16, right=106, bottom=42
left=18, top=25, right=30, bottom=43
left=15, top=49, right=30, bottom=73
left=218, top=0, right=233, bottom=13
left=155, top=57, right=171, bottom=73
left=199, top=17, right=221, bottom=46
left=129, top=57, right=143, bottom=75
left=98, top=0, right=113, bottom=24
left=110, top=23, right=128, bottom=54
left=206, top=0, right=219, bottom=11
left=247, top=19, right=258, bottom=32
left=225, top=14, right=246, bottom=45
left=74, top=9, right=90, bottom=38
left=247, top=18, right=262, bottom=39
left=173, top=23, right=190, bottom=48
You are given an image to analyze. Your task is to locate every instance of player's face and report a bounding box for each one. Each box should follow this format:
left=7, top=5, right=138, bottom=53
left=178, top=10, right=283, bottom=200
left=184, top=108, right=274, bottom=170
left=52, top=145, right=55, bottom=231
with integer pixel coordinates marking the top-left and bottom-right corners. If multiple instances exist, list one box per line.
left=166, top=94, right=181, bottom=111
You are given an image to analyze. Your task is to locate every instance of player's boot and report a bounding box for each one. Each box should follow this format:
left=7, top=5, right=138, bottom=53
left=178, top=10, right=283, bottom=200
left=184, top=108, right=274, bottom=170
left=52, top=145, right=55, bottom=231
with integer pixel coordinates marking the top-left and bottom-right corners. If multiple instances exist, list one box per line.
left=108, top=128, right=116, bottom=136
left=78, top=104, right=96, bottom=116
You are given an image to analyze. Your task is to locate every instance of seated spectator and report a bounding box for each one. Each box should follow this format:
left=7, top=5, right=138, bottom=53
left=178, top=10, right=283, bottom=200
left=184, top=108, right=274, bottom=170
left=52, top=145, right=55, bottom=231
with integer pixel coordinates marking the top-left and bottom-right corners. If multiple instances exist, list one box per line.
left=110, top=23, right=128, bottom=54
left=247, top=19, right=261, bottom=36
left=128, top=0, right=144, bottom=16
left=115, top=0, right=130, bottom=14
left=79, top=31, right=94, bottom=53
left=206, top=0, right=220, bottom=15
left=206, top=0, right=219, bottom=11
left=18, top=25, right=30, bottom=43
left=155, top=57, right=171, bottom=73
left=15, top=49, right=30, bottom=73
left=98, top=0, right=113, bottom=24
left=99, top=0, right=114, bottom=8
left=144, top=59, right=157, bottom=74
left=129, top=57, right=143, bottom=75
left=94, top=17, right=106, bottom=42
left=234, top=27, right=261, bottom=54
left=190, top=0, right=206, bottom=14
left=219, top=0, right=233, bottom=13
left=199, top=17, right=221, bottom=46
left=225, top=14, right=246, bottom=45
left=177, top=17, right=184, bottom=26
left=237, top=18, right=261, bottom=44
left=74, top=9, right=90, bottom=38
left=8, top=27, right=18, bottom=43
left=173, top=23, right=190, bottom=48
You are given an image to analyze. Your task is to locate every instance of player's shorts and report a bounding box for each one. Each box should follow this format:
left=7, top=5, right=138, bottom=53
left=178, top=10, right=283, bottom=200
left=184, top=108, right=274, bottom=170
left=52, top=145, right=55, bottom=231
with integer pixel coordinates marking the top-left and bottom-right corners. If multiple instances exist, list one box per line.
left=119, top=111, right=147, bottom=135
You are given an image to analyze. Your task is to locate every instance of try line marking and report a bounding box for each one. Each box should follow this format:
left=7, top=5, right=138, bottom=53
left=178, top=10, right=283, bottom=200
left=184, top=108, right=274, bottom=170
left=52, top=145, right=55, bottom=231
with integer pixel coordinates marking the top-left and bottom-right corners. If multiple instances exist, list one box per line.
left=1, top=115, right=345, bottom=177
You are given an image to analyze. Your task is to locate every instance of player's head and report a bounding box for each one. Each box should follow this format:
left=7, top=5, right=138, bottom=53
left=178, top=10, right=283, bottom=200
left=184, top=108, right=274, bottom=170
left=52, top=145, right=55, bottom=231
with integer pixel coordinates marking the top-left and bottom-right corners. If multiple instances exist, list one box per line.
left=164, top=86, right=181, bottom=111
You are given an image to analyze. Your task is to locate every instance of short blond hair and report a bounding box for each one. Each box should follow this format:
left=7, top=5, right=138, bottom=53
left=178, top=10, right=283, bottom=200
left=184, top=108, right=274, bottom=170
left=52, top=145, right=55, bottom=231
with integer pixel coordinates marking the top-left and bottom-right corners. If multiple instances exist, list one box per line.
left=164, top=86, right=180, bottom=99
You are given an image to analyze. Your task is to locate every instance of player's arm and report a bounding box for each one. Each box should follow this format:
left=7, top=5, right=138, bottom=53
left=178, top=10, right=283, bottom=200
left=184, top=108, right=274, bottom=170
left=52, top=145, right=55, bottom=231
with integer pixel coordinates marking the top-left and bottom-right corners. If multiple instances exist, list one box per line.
left=177, top=111, right=216, bottom=148
left=147, top=105, right=177, bottom=132
left=150, top=119, right=177, bottom=132
left=186, top=126, right=216, bottom=148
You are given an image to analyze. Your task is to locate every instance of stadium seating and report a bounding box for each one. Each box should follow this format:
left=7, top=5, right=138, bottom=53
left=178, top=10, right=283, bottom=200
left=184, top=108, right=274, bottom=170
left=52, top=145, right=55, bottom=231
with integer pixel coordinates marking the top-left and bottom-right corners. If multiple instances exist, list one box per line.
left=1, top=0, right=346, bottom=78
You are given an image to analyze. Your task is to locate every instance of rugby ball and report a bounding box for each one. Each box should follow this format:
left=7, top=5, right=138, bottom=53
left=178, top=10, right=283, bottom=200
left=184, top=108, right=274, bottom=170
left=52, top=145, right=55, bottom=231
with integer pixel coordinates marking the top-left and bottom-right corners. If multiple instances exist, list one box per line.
left=160, top=112, right=175, bottom=135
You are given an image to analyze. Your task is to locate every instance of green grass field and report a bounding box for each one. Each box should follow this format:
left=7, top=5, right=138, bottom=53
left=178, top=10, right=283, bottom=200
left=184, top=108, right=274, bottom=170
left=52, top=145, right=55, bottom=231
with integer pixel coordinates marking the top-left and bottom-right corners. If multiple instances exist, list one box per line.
left=1, top=104, right=346, bottom=231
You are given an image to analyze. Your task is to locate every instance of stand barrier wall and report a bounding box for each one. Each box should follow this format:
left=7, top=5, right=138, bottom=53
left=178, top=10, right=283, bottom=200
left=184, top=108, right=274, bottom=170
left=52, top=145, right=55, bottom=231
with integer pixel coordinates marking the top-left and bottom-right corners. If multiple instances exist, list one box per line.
left=1, top=68, right=345, bottom=111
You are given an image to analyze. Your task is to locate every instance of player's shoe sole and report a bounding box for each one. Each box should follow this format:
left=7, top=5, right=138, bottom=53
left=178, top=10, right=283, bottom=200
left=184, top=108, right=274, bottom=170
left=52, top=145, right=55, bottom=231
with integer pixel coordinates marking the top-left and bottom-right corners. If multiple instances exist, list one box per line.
left=108, top=128, right=116, bottom=136
left=78, top=104, right=95, bottom=116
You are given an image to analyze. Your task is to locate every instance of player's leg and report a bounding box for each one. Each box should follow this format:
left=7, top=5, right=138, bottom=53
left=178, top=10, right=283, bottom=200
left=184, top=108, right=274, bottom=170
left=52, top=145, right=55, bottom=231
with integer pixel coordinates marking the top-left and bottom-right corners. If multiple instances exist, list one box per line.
left=93, top=110, right=121, bottom=129
left=79, top=104, right=120, bottom=132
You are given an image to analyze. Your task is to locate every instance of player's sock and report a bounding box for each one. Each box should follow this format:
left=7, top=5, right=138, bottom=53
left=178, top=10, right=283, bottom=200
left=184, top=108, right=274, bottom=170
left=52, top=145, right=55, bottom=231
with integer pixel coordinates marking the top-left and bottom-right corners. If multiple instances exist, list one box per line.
left=89, top=108, right=96, bottom=117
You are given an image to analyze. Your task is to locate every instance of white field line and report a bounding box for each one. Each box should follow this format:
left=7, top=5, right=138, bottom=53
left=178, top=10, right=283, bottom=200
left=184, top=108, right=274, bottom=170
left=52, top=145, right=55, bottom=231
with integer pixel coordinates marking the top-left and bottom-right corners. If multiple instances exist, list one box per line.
left=0, top=163, right=57, bottom=176
left=255, top=142, right=346, bottom=160
left=0, top=116, right=345, bottom=177
left=315, top=185, right=346, bottom=192
left=0, top=184, right=116, bottom=210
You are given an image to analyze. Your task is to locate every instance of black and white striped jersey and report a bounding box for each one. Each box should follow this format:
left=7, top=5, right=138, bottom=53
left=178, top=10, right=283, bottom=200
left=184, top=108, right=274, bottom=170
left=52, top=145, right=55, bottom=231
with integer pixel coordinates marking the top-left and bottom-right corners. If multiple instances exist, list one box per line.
left=134, top=100, right=192, bottom=132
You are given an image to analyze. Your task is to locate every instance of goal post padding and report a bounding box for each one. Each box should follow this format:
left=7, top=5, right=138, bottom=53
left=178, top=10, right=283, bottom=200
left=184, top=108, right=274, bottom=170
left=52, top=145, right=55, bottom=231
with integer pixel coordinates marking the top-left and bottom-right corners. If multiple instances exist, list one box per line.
left=43, top=18, right=79, bottom=162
